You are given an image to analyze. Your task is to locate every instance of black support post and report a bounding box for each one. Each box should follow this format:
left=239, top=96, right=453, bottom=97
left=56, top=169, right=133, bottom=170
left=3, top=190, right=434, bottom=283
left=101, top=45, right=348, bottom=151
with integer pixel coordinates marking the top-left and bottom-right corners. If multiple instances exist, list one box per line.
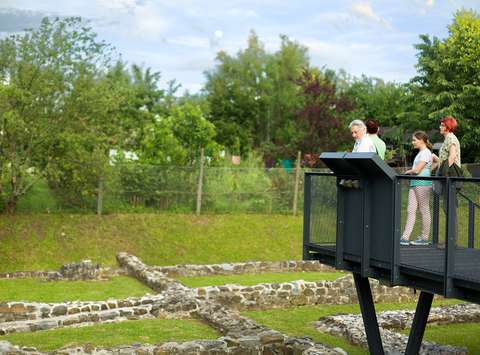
left=353, top=273, right=384, bottom=355
left=302, top=174, right=312, bottom=260
left=405, top=291, right=434, bottom=355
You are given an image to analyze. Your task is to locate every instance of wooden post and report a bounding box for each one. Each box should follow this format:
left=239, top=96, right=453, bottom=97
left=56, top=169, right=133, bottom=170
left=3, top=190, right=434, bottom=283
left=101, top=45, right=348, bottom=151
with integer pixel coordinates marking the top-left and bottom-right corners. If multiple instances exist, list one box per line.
left=196, top=148, right=205, bottom=215
left=293, top=151, right=302, bottom=216
left=97, top=178, right=104, bottom=216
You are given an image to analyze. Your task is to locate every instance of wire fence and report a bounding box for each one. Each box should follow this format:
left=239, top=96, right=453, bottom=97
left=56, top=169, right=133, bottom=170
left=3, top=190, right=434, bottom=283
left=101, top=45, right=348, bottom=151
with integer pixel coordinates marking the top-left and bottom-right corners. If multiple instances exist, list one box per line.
left=98, top=163, right=324, bottom=215
left=16, top=162, right=480, bottom=215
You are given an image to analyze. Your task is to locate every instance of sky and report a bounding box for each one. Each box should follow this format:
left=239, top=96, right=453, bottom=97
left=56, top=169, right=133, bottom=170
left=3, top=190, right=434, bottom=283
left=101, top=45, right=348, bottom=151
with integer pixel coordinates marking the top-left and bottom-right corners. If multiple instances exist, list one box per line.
left=1, top=0, right=479, bottom=94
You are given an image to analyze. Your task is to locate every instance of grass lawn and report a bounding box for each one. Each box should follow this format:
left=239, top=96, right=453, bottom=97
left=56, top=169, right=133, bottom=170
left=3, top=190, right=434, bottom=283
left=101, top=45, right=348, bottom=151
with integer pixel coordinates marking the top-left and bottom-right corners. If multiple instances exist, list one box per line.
left=0, top=318, right=219, bottom=352
left=178, top=271, right=344, bottom=288
left=244, top=300, right=463, bottom=355
left=0, top=214, right=303, bottom=272
left=0, top=276, right=153, bottom=303
left=418, top=322, right=480, bottom=353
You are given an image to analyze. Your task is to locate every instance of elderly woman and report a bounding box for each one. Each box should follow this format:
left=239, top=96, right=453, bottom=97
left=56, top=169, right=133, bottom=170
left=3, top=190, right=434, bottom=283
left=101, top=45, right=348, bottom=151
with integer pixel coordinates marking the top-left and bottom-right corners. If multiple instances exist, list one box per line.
left=349, top=119, right=375, bottom=153
left=432, top=116, right=461, bottom=173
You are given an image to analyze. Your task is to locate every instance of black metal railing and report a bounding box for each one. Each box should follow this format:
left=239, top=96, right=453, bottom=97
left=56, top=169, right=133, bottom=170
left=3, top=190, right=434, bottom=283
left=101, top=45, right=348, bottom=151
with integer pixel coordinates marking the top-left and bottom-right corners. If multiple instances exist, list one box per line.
left=305, top=171, right=480, bottom=297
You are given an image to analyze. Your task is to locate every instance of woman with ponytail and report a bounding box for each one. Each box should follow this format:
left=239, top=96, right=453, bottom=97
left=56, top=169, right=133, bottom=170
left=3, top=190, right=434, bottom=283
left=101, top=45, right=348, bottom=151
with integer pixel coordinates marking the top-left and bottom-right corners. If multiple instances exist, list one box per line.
left=400, top=131, right=433, bottom=246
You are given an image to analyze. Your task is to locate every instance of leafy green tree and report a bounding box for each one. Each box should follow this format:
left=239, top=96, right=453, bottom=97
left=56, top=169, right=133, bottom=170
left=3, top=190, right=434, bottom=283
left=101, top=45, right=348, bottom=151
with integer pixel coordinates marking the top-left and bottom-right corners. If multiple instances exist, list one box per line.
left=204, top=31, right=266, bottom=154
left=204, top=32, right=308, bottom=160
left=46, top=68, right=129, bottom=208
left=345, top=75, right=407, bottom=127
left=0, top=17, right=113, bottom=212
left=411, top=10, right=480, bottom=162
left=140, top=102, right=221, bottom=165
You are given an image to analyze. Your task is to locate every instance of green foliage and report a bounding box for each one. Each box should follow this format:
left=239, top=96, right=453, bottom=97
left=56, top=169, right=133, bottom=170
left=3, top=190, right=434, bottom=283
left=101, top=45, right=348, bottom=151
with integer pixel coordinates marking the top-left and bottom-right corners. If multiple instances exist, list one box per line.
left=0, top=17, right=115, bottom=212
left=204, top=31, right=308, bottom=159
left=113, top=163, right=197, bottom=212
left=411, top=10, right=480, bottom=162
left=203, top=153, right=274, bottom=213
left=344, top=75, right=408, bottom=127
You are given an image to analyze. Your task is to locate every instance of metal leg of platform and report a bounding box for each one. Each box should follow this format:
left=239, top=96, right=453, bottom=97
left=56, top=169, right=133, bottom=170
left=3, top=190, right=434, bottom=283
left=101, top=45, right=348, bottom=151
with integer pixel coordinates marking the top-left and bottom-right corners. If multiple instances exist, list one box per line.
left=405, top=291, right=434, bottom=355
left=353, top=273, right=385, bottom=355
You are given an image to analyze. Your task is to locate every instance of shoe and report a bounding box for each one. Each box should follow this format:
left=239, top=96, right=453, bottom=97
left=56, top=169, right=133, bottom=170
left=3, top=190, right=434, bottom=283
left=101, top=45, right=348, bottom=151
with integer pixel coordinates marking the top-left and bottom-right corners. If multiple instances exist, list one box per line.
left=410, top=238, right=431, bottom=246
left=400, top=239, right=410, bottom=246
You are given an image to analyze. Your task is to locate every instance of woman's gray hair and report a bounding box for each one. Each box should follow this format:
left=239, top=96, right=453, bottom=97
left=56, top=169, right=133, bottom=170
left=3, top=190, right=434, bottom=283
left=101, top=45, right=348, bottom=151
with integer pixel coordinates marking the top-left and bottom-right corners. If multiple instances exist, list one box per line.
left=349, top=119, right=366, bottom=131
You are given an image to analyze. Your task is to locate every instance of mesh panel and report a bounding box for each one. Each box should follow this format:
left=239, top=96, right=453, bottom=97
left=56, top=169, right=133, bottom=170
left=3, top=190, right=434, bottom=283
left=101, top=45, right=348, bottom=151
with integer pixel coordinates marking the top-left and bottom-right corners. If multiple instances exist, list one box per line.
left=99, top=164, right=313, bottom=214
left=308, top=174, right=337, bottom=245
left=452, top=180, right=480, bottom=282
left=398, top=177, right=446, bottom=275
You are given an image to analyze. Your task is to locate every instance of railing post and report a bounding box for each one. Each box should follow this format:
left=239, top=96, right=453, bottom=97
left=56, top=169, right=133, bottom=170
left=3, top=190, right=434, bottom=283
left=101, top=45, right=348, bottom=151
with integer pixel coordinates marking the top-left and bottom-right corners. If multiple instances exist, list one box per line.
left=469, top=200, right=475, bottom=249
left=444, top=178, right=457, bottom=297
left=336, top=177, right=345, bottom=269
left=303, top=173, right=312, bottom=260
left=392, top=178, right=401, bottom=284
left=432, top=189, right=440, bottom=246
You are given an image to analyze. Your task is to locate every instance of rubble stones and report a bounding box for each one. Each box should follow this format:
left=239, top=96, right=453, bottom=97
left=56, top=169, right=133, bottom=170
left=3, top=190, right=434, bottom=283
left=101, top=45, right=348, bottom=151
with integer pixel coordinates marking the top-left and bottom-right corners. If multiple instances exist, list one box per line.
left=0, top=253, right=476, bottom=354
left=314, top=304, right=477, bottom=354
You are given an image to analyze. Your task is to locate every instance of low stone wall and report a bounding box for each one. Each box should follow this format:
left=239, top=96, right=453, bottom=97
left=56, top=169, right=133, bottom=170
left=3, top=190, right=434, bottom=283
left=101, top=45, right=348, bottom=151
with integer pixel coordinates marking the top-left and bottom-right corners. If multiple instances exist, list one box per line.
left=193, top=274, right=417, bottom=310
left=0, top=336, right=344, bottom=354
left=0, top=260, right=126, bottom=281
left=154, top=260, right=335, bottom=278
left=0, top=253, right=472, bottom=354
left=0, top=294, right=165, bottom=326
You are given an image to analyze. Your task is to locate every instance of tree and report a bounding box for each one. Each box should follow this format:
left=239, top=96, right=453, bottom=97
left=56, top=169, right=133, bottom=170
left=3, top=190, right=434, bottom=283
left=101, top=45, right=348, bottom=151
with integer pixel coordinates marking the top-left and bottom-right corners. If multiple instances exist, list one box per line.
left=140, top=102, right=221, bottom=165
left=294, top=68, right=354, bottom=165
left=204, top=32, right=308, bottom=159
left=411, top=10, right=480, bottom=162
left=46, top=67, right=129, bottom=209
left=0, top=17, right=114, bottom=212
left=344, top=75, right=407, bottom=128
left=204, top=31, right=267, bottom=154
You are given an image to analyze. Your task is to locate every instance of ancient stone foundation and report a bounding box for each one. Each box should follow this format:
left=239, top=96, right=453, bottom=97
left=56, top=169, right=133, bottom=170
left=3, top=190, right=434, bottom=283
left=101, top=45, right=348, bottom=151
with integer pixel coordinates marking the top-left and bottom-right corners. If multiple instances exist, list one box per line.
left=0, top=254, right=474, bottom=354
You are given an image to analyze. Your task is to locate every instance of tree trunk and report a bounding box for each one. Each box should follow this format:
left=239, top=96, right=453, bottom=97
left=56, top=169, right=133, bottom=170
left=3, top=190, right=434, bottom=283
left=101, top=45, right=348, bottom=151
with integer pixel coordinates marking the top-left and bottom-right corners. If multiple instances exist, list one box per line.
left=5, top=175, right=18, bottom=214
left=5, top=196, right=17, bottom=214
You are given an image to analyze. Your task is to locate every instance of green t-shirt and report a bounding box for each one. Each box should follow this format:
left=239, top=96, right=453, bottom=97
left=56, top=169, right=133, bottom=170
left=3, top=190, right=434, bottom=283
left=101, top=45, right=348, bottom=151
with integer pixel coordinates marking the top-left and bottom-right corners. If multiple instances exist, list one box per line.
left=369, top=134, right=386, bottom=160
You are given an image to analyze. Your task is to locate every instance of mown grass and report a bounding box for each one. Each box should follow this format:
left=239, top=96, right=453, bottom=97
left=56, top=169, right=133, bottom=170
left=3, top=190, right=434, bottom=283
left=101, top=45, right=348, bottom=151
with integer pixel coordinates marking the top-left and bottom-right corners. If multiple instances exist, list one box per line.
left=0, top=276, right=153, bottom=303
left=0, top=213, right=303, bottom=272
left=244, top=300, right=462, bottom=355
left=0, top=318, right=219, bottom=352
left=178, top=272, right=344, bottom=288
left=414, top=322, right=480, bottom=353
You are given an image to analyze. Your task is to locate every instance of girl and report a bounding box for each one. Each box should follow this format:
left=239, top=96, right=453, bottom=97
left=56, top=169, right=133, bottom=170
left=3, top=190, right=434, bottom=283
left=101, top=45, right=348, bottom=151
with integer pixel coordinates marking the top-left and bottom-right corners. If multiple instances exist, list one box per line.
left=400, top=131, right=433, bottom=246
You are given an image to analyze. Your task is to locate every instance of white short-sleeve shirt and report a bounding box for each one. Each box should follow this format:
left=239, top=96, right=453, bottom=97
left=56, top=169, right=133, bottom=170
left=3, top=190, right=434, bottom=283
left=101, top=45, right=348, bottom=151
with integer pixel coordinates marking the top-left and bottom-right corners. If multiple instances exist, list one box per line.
left=413, top=148, right=432, bottom=172
left=353, top=135, right=376, bottom=153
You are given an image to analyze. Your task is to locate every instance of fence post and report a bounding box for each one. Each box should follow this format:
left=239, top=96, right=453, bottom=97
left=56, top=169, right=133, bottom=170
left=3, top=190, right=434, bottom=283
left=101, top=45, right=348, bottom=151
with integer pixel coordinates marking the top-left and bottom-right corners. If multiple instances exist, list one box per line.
left=97, top=178, right=104, bottom=216
left=293, top=151, right=302, bottom=216
left=196, top=148, right=205, bottom=215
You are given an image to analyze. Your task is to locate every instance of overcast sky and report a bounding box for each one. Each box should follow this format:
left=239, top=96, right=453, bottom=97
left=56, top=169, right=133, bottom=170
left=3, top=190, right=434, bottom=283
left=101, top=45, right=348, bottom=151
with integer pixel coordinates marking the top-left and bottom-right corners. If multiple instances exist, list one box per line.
left=1, top=0, right=479, bottom=93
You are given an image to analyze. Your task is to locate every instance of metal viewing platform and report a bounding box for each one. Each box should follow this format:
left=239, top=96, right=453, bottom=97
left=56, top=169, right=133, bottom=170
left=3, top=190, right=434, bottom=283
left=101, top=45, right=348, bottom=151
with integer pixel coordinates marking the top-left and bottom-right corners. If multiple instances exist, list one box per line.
left=303, top=152, right=480, bottom=354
